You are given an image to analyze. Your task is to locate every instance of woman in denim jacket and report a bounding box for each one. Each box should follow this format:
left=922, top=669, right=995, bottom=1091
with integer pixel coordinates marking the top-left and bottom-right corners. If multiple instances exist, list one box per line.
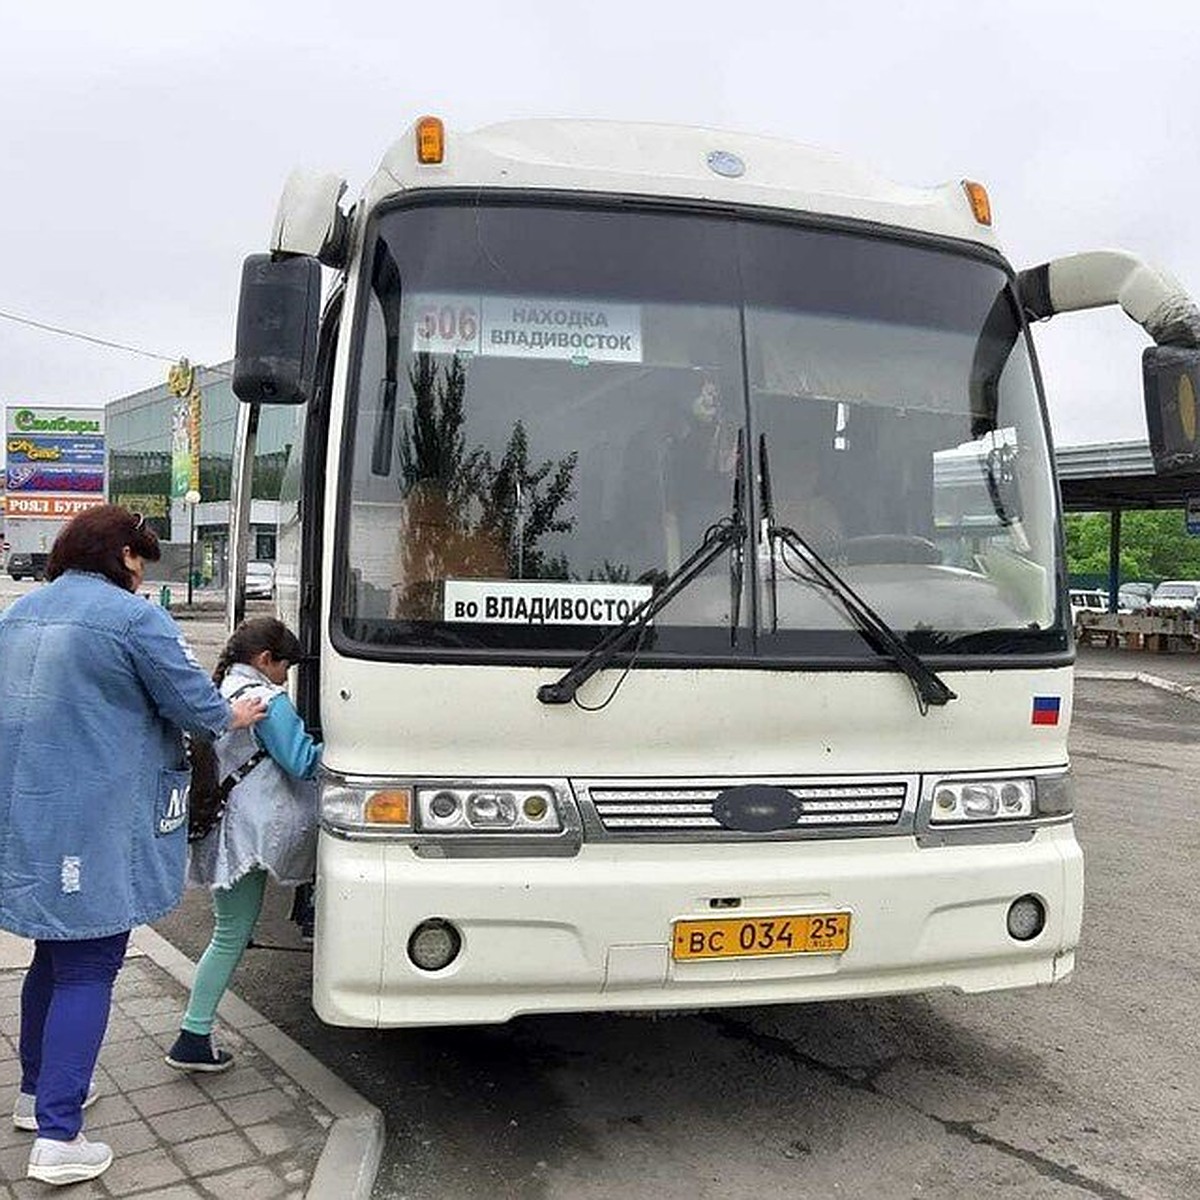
left=0, top=506, right=265, bottom=1186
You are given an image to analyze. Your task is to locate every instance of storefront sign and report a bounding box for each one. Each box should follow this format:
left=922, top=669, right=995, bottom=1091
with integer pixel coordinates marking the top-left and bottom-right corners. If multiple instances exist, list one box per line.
left=113, top=493, right=170, bottom=518
left=3, top=494, right=105, bottom=518
left=7, top=408, right=101, bottom=436
left=6, top=436, right=105, bottom=464
left=4, top=406, right=105, bottom=510
left=168, top=360, right=202, bottom=498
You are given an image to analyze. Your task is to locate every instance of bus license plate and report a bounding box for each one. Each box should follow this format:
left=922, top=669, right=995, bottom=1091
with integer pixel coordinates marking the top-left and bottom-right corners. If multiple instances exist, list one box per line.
left=672, top=913, right=851, bottom=961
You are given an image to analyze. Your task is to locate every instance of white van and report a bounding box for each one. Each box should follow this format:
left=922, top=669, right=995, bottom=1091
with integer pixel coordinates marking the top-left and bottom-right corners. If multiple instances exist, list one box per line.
left=1069, top=589, right=1107, bottom=619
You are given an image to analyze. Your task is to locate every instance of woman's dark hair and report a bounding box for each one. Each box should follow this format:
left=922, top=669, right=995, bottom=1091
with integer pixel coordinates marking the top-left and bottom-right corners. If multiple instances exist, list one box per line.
left=214, top=616, right=303, bottom=685
left=45, top=504, right=161, bottom=591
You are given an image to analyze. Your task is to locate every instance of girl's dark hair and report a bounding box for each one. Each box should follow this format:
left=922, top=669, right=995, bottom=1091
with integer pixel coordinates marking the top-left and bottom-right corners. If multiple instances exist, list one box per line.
left=214, top=616, right=303, bottom=685
left=45, top=505, right=161, bottom=591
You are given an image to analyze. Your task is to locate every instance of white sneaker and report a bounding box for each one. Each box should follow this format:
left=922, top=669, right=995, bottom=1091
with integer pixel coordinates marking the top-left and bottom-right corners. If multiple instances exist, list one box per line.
left=27, top=1134, right=113, bottom=1185
left=12, top=1081, right=100, bottom=1132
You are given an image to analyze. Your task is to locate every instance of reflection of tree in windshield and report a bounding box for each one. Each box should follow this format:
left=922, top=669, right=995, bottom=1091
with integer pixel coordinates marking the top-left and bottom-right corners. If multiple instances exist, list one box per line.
left=391, top=354, right=578, bottom=618
left=463, top=422, right=576, bottom=580
left=399, top=353, right=470, bottom=504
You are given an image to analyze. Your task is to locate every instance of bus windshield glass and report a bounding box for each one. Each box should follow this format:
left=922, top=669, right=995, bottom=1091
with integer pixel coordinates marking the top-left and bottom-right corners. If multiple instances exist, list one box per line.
left=338, top=201, right=1064, bottom=661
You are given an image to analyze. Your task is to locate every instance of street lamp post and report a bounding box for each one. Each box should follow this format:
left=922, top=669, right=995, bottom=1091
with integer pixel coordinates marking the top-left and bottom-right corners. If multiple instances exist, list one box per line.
left=184, top=489, right=201, bottom=606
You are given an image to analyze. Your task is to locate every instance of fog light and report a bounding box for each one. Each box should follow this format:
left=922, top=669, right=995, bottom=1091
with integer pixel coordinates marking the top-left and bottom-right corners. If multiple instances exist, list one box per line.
left=1007, top=895, right=1046, bottom=941
left=408, top=919, right=462, bottom=971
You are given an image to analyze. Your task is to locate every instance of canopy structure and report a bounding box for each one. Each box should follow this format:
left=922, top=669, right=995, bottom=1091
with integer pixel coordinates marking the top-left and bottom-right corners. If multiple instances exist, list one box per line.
left=1055, top=439, right=1200, bottom=609
left=1057, top=440, right=1200, bottom=512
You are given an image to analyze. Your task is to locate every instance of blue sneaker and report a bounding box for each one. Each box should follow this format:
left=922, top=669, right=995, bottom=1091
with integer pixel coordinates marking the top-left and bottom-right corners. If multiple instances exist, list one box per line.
left=165, top=1030, right=234, bottom=1074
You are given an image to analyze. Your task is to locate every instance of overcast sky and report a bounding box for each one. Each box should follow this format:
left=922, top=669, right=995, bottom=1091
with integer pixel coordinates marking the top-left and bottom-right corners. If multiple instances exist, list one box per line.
left=2, top=0, right=1197, bottom=457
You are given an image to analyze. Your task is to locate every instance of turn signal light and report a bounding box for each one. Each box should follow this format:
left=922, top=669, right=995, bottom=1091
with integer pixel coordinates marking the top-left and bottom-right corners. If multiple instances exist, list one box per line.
left=416, top=116, right=445, bottom=164
left=962, top=180, right=992, bottom=226
left=364, top=788, right=412, bottom=825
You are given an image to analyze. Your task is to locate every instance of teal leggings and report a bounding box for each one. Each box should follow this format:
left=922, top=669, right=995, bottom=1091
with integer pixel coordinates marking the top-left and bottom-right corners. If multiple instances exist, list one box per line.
left=181, top=870, right=267, bottom=1036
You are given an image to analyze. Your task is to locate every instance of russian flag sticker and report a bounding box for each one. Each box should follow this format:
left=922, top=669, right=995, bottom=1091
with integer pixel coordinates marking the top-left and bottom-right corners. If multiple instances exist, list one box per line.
left=1031, top=696, right=1061, bottom=726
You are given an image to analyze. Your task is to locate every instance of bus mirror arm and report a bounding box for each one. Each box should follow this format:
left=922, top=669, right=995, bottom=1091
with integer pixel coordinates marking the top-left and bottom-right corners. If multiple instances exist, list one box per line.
left=537, top=516, right=747, bottom=706
left=1017, top=250, right=1200, bottom=348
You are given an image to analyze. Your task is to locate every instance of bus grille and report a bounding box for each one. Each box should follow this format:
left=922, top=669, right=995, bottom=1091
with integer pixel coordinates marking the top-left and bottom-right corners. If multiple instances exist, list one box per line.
left=581, top=778, right=911, bottom=837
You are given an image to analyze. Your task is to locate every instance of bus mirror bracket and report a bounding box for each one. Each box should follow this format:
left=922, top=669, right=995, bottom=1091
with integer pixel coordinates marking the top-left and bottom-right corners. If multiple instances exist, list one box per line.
left=232, top=253, right=322, bottom=406
left=271, top=168, right=348, bottom=266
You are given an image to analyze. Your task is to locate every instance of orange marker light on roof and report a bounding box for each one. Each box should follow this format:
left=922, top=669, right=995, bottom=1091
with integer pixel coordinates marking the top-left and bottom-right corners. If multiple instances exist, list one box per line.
left=416, top=116, right=445, bottom=165
left=962, top=180, right=992, bottom=226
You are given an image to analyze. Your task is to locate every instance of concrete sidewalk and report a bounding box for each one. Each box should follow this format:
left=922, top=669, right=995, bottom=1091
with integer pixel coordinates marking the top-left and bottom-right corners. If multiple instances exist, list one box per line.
left=0, top=929, right=381, bottom=1199
left=1075, top=640, right=1200, bottom=698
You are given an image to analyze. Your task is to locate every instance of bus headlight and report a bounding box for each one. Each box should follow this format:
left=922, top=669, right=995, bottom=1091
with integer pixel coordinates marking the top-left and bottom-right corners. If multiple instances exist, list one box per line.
left=929, top=778, right=1034, bottom=823
left=417, top=785, right=561, bottom=832
left=320, top=774, right=575, bottom=847
left=927, top=772, right=1073, bottom=826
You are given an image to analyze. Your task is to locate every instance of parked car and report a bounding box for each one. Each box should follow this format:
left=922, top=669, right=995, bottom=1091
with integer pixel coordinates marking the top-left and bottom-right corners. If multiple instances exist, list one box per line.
left=1147, top=580, right=1200, bottom=616
left=1117, top=582, right=1154, bottom=613
left=1069, top=588, right=1108, bottom=619
left=245, top=560, right=275, bottom=600
left=6, top=552, right=46, bottom=582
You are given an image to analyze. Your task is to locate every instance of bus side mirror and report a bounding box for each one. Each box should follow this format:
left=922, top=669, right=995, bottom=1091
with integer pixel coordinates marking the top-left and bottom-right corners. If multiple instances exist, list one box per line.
left=1144, top=344, right=1200, bottom=473
left=232, top=254, right=321, bottom=405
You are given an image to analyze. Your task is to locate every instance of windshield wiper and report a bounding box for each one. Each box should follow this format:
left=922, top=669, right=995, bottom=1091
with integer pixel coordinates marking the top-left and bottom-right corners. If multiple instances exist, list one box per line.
left=759, top=435, right=956, bottom=714
left=728, top=428, right=746, bottom=647
left=537, top=439, right=748, bottom=706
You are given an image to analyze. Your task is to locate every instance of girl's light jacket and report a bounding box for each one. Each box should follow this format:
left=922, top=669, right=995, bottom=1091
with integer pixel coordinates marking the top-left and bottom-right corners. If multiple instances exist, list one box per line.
left=0, top=571, right=232, bottom=939
left=187, top=663, right=321, bottom=890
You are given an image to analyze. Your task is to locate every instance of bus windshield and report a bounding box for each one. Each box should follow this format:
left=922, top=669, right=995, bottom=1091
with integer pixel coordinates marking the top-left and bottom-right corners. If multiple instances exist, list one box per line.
left=337, top=201, right=1065, bottom=661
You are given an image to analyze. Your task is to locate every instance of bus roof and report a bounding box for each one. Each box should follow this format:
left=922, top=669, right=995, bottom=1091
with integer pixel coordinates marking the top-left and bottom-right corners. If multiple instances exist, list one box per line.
left=368, top=118, right=1001, bottom=249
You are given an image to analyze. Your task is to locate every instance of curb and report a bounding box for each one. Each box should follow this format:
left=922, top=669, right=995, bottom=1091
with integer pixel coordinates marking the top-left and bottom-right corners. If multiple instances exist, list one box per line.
left=1076, top=668, right=1200, bottom=702
left=131, top=927, right=384, bottom=1200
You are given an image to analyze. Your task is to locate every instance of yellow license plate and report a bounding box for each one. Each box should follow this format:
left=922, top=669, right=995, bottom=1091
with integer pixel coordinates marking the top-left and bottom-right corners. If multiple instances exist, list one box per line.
left=672, top=912, right=851, bottom=961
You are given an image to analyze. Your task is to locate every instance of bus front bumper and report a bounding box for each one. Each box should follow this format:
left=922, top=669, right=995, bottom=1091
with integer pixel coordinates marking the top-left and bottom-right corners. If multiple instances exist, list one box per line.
left=312, top=825, right=1082, bottom=1027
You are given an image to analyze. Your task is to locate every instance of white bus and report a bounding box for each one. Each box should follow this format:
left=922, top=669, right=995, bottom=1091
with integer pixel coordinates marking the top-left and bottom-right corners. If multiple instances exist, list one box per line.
left=227, top=117, right=1200, bottom=1027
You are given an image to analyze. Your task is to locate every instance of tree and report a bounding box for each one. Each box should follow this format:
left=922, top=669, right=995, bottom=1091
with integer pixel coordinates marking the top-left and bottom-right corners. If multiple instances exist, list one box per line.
left=1065, top=509, right=1200, bottom=582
